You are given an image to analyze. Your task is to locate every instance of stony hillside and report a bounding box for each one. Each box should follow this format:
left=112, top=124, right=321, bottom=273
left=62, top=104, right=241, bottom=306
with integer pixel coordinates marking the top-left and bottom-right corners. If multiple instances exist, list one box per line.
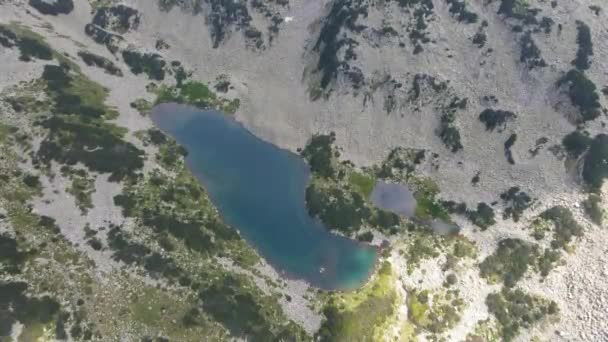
left=0, top=0, right=607, bottom=341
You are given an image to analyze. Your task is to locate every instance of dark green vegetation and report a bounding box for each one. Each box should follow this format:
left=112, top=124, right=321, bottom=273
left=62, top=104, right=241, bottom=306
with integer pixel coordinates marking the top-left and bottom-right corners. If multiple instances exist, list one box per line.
left=112, top=130, right=309, bottom=340
left=1, top=26, right=144, bottom=182
left=302, top=134, right=406, bottom=235
left=562, top=130, right=591, bottom=158
left=572, top=21, right=593, bottom=71
left=155, top=80, right=240, bottom=114
left=301, top=133, right=337, bottom=178
left=500, top=187, right=532, bottom=222
left=519, top=32, right=546, bottom=69
left=78, top=51, right=123, bottom=76
left=443, top=200, right=494, bottom=229
left=486, top=288, right=558, bottom=342
left=302, top=134, right=457, bottom=236
left=479, top=206, right=585, bottom=287
left=36, top=63, right=144, bottom=181
left=310, top=0, right=367, bottom=94
left=0, top=25, right=53, bottom=62
left=92, top=5, right=141, bottom=33
left=467, top=203, right=496, bottom=229
left=0, top=234, right=28, bottom=275
left=438, top=97, right=467, bottom=153
left=557, top=69, right=601, bottom=122
left=0, top=281, right=62, bottom=337
left=582, top=134, right=608, bottom=191
left=316, top=262, right=396, bottom=341
left=158, top=0, right=266, bottom=49
left=445, top=0, right=478, bottom=23
left=407, top=287, right=465, bottom=334
left=29, top=0, right=74, bottom=15
left=583, top=194, right=604, bottom=226
left=504, top=133, right=517, bottom=165
left=540, top=206, right=584, bottom=250
left=479, top=109, right=516, bottom=132
left=480, top=238, right=539, bottom=287
left=84, top=23, right=124, bottom=54
left=122, top=50, right=166, bottom=81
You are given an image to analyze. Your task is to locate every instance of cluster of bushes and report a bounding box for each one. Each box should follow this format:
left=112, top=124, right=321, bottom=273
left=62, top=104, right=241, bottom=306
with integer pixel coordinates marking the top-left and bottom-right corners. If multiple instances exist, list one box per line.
left=407, top=287, right=464, bottom=333
left=0, top=25, right=53, bottom=62
left=0, top=281, right=62, bottom=337
left=480, top=238, right=539, bottom=287
left=500, top=186, right=532, bottom=222
left=122, top=50, right=167, bottom=80
left=312, top=0, right=368, bottom=92
left=78, top=51, right=123, bottom=76
left=155, top=80, right=240, bottom=114
left=92, top=5, right=141, bottom=33
left=572, top=21, right=593, bottom=71
left=479, top=109, right=516, bottom=132
left=442, top=201, right=496, bottom=229
left=557, top=69, right=601, bottom=122
left=0, top=234, right=28, bottom=275
left=437, top=97, right=468, bottom=153
left=84, top=23, right=124, bottom=54
left=519, top=32, right=546, bottom=69
left=306, top=184, right=371, bottom=234
left=29, top=0, right=74, bottom=15
left=445, top=0, right=478, bottom=23
left=301, top=133, right=337, bottom=178
left=486, top=288, right=558, bottom=342
left=540, top=206, right=584, bottom=249
left=200, top=274, right=309, bottom=341
left=582, top=134, right=608, bottom=191
left=562, top=130, right=591, bottom=158
left=36, top=63, right=144, bottom=181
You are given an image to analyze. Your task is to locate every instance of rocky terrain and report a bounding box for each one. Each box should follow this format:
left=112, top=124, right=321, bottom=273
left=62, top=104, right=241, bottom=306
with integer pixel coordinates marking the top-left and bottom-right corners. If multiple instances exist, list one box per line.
left=0, top=0, right=607, bottom=341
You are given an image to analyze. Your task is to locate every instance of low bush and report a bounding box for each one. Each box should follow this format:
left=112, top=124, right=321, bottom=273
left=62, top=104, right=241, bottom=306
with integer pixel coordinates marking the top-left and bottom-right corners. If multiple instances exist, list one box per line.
left=572, top=21, right=593, bottom=71
left=582, top=134, right=608, bottom=191
left=562, top=130, right=591, bottom=158
left=480, top=238, right=538, bottom=287
left=557, top=69, right=601, bottom=122
left=479, top=109, right=516, bottom=131
left=486, top=288, right=558, bottom=342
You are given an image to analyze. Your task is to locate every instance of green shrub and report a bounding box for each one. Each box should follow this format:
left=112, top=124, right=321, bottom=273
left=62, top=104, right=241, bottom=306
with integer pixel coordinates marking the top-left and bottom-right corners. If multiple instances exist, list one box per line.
left=572, top=21, right=593, bottom=70
left=562, top=130, right=591, bottom=157
left=500, top=187, right=532, bottom=222
left=301, top=133, right=337, bottom=178
left=480, top=238, right=538, bottom=287
left=467, top=202, right=496, bottom=229
left=540, top=206, right=584, bottom=249
left=122, top=50, right=166, bottom=80
left=557, top=69, right=600, bottom=122
left=479, top=109, right=516, bottom=131
left=582, top=134, right=608, bottom=191
left=78, top=51, right=123, bottom=76
left=486, top=288, right=558, bottom=342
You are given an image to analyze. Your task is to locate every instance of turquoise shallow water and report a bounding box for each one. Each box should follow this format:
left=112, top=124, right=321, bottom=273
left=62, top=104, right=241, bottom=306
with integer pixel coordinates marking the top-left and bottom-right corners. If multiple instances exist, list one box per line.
left=151, top=104, right=377, bottom=289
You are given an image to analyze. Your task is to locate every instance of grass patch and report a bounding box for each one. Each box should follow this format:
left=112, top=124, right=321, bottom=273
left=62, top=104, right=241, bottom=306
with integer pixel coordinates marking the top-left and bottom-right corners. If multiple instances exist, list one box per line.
left=316, top=262, right=397, bottom=341
left=349, top=172, right=376, bottom=198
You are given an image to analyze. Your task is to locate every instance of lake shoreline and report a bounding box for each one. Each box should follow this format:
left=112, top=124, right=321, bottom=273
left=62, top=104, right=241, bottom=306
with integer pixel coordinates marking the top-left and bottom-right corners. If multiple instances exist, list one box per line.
left=151, top=103, right=379, bottom=290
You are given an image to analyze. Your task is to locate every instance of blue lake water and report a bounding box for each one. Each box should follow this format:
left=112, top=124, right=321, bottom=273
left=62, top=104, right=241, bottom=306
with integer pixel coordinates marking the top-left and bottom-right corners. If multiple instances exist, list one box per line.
left=151, top=104, right=377, bottom=289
